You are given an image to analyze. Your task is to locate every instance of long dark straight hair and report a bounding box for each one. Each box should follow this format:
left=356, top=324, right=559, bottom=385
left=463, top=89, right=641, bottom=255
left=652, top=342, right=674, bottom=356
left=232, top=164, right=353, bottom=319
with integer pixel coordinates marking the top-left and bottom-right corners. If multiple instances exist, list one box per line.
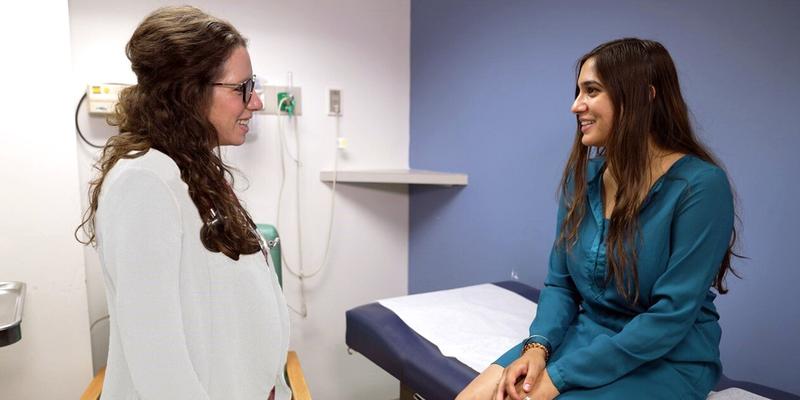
left=76, top=6, right=260, bottom=260
left=559, top=38, right=740, bottom=303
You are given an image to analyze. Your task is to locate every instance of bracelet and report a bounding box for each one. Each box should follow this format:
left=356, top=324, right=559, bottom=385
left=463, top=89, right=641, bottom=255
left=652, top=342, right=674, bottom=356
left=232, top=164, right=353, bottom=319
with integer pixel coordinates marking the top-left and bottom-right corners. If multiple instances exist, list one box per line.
left=522, top=341, right=550, bottom=362
left=529, top=335, right=552, bottom=349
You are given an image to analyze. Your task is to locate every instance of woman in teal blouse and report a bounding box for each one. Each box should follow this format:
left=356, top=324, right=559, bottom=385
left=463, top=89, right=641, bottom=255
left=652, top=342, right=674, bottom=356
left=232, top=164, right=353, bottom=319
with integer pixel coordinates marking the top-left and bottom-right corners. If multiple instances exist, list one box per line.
left=458, top=38, right=738, bottom=400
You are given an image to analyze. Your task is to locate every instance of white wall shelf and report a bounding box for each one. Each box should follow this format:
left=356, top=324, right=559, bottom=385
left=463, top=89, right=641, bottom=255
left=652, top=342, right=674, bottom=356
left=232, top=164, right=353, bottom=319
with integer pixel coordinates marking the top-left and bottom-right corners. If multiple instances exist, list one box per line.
left=319, top=169, right=468, bottom=186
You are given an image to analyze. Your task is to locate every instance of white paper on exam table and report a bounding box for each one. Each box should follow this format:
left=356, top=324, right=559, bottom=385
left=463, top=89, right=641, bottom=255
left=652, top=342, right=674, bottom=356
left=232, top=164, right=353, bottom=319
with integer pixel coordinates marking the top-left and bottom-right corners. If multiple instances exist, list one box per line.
left=378, top=283, right=537, bottom=372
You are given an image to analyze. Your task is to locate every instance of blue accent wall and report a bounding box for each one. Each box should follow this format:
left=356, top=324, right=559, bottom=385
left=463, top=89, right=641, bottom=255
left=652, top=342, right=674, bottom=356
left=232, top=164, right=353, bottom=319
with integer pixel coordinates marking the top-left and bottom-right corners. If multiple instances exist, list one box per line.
left=410, top=0, right=800, bottom=394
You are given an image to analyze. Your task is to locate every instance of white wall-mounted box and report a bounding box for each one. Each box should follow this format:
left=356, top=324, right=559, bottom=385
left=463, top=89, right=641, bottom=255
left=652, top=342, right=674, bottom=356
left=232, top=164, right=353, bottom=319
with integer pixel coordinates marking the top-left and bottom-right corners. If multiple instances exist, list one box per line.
left=87, top=83, right=129, bottom=115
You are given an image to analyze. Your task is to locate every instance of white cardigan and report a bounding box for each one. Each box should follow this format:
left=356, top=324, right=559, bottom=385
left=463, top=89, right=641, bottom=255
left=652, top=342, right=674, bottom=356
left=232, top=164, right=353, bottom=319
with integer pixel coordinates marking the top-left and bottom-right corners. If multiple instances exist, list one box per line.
left=96, top=149, right=291, bottom=400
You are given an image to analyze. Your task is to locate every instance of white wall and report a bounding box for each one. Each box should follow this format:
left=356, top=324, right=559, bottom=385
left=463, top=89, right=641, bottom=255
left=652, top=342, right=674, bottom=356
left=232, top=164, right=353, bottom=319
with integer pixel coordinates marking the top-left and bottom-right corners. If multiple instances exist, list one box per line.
left=0, top=1, right=94, bottom=398
left=69, top=1, right=410, bottom=399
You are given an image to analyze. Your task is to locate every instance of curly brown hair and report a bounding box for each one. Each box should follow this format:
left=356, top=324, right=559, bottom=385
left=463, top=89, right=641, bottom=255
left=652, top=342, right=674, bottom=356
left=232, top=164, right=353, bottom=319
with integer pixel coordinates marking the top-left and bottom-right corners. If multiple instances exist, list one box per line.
left=76, top=6, right=260, bottom=260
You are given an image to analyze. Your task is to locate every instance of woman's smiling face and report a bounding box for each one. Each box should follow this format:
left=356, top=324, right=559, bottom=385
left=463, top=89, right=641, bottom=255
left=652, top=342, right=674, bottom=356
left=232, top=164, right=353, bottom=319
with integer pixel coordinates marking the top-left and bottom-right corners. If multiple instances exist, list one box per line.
left=571, top=57, right=614, bottom=147
left=207, top=46, right=263, bottom=146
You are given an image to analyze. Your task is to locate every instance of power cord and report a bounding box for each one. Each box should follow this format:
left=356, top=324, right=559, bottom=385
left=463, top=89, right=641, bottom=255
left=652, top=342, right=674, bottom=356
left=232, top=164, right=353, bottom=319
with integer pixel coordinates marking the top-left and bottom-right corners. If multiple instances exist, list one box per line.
left=274, top=95, right=340, bottom=318
left=75, top=92, right=104, bottom=148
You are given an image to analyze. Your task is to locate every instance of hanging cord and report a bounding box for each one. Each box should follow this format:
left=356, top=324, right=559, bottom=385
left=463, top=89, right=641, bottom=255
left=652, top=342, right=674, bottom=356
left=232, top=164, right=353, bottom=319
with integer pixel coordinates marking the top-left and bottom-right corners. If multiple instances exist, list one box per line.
left=75, top=92, right=104, bottom=148
left=290, top=110, right=338, bottom=279
left=89, top=314, right=110, bottom=332
left=274, top=96, right=340, bottom=318
left=274, top=96, right=307, bottom=316
left=276, top=99, right=300, bottom=163
left=272, top=97, right=303, bottom=316
left=279, top=101, right=339, bottom=279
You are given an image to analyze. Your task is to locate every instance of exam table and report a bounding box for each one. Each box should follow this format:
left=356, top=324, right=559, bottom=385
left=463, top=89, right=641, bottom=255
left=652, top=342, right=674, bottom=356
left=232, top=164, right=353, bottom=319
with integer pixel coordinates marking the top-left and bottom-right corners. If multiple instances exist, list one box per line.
left=345, top=281, right=799, bottom=400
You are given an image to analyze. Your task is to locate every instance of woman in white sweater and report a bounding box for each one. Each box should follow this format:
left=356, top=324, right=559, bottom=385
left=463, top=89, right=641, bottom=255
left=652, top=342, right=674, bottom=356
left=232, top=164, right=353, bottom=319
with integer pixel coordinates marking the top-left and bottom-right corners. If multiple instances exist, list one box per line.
left=76, top=6, right=290, bottom=399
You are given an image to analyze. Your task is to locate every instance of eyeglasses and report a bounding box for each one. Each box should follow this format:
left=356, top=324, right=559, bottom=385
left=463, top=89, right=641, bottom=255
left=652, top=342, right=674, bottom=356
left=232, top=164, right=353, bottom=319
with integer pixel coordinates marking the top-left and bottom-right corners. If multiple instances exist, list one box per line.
left=212, top=75, right=256, bottom=104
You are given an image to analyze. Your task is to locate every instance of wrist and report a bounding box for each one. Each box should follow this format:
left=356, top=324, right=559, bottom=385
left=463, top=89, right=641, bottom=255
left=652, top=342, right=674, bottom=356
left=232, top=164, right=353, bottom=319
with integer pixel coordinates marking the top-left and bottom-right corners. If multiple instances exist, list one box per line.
left=522, top=342, right=550, bottom=362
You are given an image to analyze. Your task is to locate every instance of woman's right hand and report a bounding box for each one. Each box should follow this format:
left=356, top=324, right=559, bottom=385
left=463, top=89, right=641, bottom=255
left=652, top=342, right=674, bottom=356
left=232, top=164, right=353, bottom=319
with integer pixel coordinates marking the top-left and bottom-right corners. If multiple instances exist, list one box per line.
left=494, top=348, right=547, bottom=400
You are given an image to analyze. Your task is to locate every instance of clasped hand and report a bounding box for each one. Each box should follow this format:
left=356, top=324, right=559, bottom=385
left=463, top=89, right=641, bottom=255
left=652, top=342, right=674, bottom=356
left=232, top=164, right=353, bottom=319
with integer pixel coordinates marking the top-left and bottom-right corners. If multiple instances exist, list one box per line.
left=493, top=349, right=559, bottom=400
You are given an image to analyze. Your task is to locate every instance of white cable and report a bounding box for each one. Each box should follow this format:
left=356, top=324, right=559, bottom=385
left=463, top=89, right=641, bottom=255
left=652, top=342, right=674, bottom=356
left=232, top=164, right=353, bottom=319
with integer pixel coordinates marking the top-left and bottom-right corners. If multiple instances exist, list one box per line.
left=275, top=96, right=299, bottom=227
left=90, top=314, right=110, bottom=332
left=295, top=113, right=338, bottom=278
left=285, top=299, right=305, bottom=316
left=272, top=85, right=340, bottom=318
left=295, top=113, right=304, bottom=273
left=275, top=97, right=303, bottom=279
left=275, top=98, right=288, bottom=238
left=274, top=96, right=306, bottom=317
left=279, top=112, right=339, bottom=279
left=277, top=98, right=299, bottom=163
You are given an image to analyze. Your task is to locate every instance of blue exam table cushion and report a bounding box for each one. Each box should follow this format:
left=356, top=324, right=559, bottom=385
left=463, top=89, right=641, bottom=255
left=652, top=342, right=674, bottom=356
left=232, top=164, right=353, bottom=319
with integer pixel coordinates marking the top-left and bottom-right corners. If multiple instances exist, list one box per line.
left=345, top=281, right=798, bottom=400
left=345, top=281, right=538, bottom=400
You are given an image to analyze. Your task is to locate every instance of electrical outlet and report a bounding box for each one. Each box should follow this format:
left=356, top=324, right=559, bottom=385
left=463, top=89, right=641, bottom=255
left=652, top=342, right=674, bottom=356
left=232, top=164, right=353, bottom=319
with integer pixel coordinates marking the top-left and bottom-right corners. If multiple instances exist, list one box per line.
left=86, top=83, right=130, bottom=115
left=327, top=88, right=342, bottom=116
left=261, top=85, right=302, bottom=115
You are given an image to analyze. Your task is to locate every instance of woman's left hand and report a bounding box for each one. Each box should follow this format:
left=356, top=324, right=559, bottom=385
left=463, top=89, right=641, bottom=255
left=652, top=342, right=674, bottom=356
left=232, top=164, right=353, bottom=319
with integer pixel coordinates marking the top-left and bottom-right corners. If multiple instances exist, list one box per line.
left=510, top=369, right=559, bottom=400
left=530, top=369, right=560, bottom=400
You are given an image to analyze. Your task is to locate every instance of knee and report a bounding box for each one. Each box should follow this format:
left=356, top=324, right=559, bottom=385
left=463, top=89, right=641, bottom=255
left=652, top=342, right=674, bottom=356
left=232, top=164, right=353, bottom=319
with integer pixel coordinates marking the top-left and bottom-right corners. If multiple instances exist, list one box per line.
left=458, top=364, right=504, bottom=400
left=456, top=378, right=495, bottom=400
left=455, top=388, right=479, bottom=400
left=457, top=380, right=495, bottom=400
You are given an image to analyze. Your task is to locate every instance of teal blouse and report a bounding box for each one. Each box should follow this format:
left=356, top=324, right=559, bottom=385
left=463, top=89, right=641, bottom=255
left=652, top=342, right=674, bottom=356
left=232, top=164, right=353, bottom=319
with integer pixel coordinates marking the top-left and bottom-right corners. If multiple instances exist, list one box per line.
left=495, top=155, right=734, bottom=395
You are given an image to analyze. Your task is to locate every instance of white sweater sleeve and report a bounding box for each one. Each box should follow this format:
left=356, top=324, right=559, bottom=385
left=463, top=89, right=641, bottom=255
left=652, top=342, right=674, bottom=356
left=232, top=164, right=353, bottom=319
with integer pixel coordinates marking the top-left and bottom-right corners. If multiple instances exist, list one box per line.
left=100, top=168, right=211, bottom=400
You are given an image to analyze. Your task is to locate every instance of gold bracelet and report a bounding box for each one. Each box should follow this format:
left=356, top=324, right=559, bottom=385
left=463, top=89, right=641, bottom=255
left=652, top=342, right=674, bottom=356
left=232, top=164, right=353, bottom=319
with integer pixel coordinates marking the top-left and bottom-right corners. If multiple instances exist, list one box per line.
left=522, top=341, right=550, bottom=362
